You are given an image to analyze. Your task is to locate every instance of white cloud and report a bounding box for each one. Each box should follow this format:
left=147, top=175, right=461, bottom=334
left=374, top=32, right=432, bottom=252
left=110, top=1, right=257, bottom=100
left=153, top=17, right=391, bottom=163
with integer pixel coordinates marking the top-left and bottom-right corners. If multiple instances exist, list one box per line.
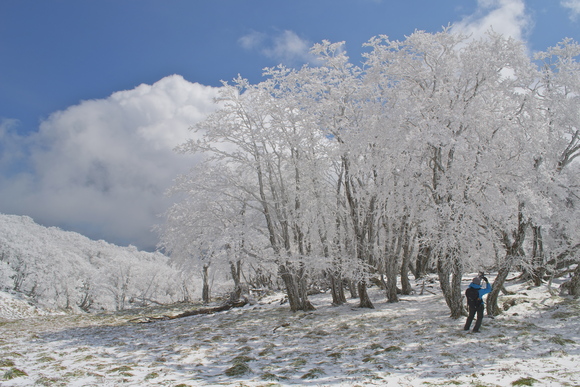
left=452, top=0, right=532, bottom=42
left=264, top=30, right=314, bottom=64
left=0, top=119, right=25, bottom=170
left=238, top=31, right=266, bottom=50
left=0, top=75, right=220, bottom=250
left=561, top=0, right=580, bottom=20
left=239, top=30, right=316, bottom=66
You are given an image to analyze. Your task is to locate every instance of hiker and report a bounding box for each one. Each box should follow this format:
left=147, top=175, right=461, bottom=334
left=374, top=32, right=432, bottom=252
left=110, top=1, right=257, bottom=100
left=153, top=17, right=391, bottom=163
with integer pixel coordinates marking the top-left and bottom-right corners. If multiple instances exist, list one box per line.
left=464, top=276, right=492, bottom=333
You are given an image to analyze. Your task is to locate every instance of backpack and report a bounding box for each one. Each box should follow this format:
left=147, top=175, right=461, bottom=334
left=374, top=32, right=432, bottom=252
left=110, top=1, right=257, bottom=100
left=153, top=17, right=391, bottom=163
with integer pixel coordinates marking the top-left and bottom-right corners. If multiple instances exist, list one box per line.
left=465, top=287, right=482, bottom=308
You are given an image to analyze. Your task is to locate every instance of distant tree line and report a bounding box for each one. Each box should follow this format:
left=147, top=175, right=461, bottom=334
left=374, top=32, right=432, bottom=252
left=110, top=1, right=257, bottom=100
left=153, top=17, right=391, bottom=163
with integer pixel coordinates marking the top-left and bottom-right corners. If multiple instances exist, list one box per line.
left=0, top=214, right=190, bottom=312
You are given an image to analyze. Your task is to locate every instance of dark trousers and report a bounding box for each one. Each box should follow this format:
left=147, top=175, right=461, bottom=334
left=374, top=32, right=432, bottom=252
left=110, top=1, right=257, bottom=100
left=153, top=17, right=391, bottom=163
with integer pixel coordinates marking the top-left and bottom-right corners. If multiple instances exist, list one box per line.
left=464, top=303, right=484, bottom=332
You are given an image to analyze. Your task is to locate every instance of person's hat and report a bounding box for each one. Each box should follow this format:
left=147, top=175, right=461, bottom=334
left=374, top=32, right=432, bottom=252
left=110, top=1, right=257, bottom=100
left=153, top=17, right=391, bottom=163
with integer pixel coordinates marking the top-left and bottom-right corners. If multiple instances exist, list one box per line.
left=472, top=277, right=482, bottom=286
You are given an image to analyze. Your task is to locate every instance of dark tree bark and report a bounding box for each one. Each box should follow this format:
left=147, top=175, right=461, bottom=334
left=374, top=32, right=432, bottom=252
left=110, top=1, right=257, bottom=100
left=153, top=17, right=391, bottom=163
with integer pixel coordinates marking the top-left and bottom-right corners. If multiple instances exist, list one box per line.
left=530, top=225, right=545, bottom=287
left=437, top=253, right=464, bottom=319
left=382, top=220, right=401, bottom=303
left=357, top=280, right=374, bottom=309
left=385, top=252, right=399, bottom=303
left=488, top=203, right=528, bottom=316
left=400, top=246, right=413, bottom=295
left=487, top=265, right=511, bottom=316
left=229, top=259, right=242, bottom=303
left=342, top=154, right=375, bottom=309
left=279, top=265, right=315, bottom=312
left=77, top=280, right=93, bottom=312
left=400, top=224, right=415, bottom=295
left=348, top=279, right=358, bottom=298
left=329, top=271, right=346, bottom=306
left=567, top=264, right=580, bottom=297
left=414, top=242, right=432, bottom=279
left=202, top=264, right=211, bottom=305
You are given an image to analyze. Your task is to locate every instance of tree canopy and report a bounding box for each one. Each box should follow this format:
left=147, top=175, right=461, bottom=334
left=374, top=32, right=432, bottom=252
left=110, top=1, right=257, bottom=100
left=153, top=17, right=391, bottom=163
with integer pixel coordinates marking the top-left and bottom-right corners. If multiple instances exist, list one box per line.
left=161, top=30, right=580, bottom=315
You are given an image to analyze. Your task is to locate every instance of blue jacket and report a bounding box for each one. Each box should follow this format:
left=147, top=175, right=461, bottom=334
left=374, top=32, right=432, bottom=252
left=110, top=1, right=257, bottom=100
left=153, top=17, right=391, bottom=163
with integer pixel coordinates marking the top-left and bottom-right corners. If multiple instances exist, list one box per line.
left=469, top=282, right=492, bottom=304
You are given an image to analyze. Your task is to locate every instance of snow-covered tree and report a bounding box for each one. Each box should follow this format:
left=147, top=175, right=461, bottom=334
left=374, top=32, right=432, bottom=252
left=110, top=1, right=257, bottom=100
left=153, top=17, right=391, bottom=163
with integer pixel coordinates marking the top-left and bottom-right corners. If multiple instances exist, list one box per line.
left=166, top=30, right=580, bottom=315
left=0, top=214, right=184, bottom=311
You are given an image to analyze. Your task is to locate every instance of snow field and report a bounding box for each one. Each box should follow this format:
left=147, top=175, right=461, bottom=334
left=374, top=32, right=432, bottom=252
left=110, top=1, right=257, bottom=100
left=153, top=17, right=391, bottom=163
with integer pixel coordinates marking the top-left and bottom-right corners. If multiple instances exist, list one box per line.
left=0, top=277, right=578, bottom=386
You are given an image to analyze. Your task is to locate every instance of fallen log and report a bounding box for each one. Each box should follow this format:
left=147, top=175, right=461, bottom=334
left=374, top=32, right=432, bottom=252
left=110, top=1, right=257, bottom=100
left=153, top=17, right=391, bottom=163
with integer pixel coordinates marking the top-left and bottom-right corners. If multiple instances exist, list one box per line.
left=129, top=298, right=248, bottom=323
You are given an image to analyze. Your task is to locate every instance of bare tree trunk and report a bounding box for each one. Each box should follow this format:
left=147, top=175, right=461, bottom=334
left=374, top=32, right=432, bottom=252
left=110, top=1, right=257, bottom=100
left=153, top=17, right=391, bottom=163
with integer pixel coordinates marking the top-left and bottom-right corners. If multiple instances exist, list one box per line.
left=400, top=255, right=413, bottom=294
left=357, top=280, right=374, bottom=309
left=437, top=253, right=464, bottom=319
left=487, top=264, right=512, bottom=316
left=202, top=264, right=210, bottom=305
left=329, top=271, right=346, bottom=306
left=414, top=242, right=431, bottom=279
left=531, top=225, right=545, bottom=286
left=342, top=154, right=375, bottom=309
left=488, top=203, right=528, bottom=315
left=400, top=223, right=415, bottom=295
left=385, top=252, right=399, bottom=303
left=348, top=279, right=358, bottom=298
left=567, top=264, right=580, bottom=297
left=280, top=266, right=300, bottom=311
left=279, top=264, right=315, bottom=312
left=229, top=260, right=242, bottom=303
left=381, top=219, right=400, bottom=303
left=77, top=280, right=93, bottom=312
left=297, top=266, right=314, bottom=310
left=320, top=225, right=346, bottom=306
left=255, top=154, right=314, bottom=312
left=383, top=221, right=404, bottom=303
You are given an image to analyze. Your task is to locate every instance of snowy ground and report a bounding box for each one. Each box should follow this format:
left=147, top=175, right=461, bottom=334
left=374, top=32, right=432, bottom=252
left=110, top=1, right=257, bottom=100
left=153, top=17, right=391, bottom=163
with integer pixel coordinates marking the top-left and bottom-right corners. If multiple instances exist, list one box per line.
left=0, top=275, right=579, bottom=386
left=0, top=292, right=55, bottom=320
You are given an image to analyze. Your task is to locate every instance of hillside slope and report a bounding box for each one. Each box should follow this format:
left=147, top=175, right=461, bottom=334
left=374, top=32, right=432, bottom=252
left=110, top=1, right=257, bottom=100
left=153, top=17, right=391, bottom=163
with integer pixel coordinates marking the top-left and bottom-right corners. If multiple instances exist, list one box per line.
left=0, top=213, right=185, bottom=312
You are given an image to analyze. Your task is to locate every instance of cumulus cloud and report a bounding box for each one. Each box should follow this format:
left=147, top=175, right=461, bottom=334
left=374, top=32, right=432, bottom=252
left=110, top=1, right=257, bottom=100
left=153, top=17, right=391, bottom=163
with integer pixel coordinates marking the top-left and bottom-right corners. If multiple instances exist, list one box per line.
left=239, top=30, right=317, bottom=66
left=0, top=75, right=220, bottom=250
left=561, top=0, right=580, bottom=20
left=452, top=0, right=532, bottom=42
left=0, top=119, right=26, bottom=172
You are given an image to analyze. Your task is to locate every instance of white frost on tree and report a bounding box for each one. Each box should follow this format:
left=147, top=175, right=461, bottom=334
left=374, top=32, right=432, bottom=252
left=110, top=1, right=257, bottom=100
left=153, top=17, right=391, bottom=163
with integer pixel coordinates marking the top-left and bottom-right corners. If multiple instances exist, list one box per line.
left=164, top=30, right=580, bottom=314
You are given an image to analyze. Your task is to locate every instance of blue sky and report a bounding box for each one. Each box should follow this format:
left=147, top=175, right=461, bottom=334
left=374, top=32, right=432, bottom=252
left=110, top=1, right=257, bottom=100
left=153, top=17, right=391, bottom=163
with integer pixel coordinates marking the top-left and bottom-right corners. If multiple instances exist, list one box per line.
left=1, top=0, right=579, bottom=251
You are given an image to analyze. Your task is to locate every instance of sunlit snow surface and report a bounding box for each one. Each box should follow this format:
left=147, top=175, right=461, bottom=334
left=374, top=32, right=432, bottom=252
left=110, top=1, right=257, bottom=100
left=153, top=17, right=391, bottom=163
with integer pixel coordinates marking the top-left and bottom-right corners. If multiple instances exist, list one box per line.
left=1, top=277, right=578, bottom=386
